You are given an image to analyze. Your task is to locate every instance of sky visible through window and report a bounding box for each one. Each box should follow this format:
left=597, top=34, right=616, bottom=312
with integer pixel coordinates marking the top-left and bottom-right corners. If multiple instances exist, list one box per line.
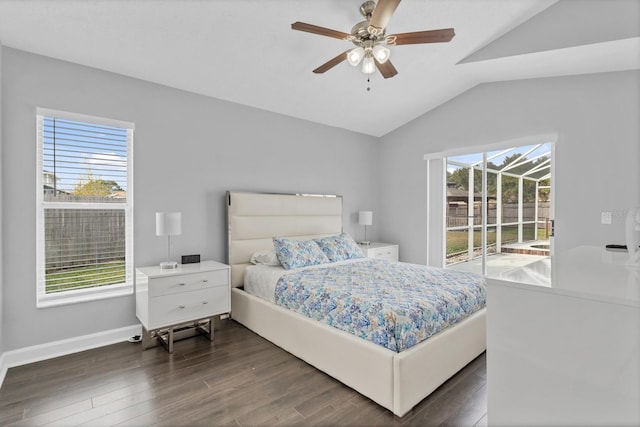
left=43, top=117, right=127, bottom=195
left=447, top=143, right=552, bottom=174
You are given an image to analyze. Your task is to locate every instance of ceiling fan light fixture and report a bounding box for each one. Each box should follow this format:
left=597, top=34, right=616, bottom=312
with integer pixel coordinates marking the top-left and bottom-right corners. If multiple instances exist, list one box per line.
left=362, top=56, right=376, bottom=74
left=292, top=1, right=456, bottom=79
left=347, top=46, right=365, bottom=66
left=372, top=44, right=390, bottom=63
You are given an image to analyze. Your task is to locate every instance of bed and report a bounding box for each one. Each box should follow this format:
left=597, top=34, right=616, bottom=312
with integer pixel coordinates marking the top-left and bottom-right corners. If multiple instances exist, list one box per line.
left=226, top=191, right=486, bottom=417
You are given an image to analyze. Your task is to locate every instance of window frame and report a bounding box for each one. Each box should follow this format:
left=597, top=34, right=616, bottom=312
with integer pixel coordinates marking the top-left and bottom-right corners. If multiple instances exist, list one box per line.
left=36, top=108, right=134, bottom=308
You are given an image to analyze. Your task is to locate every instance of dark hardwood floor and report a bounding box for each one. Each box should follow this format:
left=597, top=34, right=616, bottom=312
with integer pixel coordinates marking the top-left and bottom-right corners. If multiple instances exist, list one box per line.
left=0, top=319, right=487, bottom=426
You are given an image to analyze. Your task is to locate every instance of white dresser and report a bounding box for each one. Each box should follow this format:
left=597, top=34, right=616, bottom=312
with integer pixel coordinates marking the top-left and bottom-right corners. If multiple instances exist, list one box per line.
left=486, top=246, right=640, bottom=426
left=136, top=260, right=230, bottom=353
left=359, top=242, right=399, bottom=262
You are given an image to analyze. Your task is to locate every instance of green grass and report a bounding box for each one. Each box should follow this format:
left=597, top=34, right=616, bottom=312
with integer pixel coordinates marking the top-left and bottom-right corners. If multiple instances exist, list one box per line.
left=46, top=260, right=125, bottom=293
left=446, top=227, right=548, bottom=255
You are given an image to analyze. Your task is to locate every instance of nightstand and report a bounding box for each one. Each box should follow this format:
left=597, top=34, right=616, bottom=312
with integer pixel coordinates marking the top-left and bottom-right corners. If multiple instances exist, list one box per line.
left=135, top=260, right=230, bottom=353
left=359, top=242, right=399, bottom=262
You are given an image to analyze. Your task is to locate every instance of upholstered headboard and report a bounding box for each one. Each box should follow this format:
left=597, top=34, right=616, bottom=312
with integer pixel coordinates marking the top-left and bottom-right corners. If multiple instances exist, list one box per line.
left=226, top=191, right=343, bottom=287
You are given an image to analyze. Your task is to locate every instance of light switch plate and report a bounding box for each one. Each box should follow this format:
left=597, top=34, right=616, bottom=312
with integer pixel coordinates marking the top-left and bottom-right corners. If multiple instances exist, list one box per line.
left=601, top=212, right=612, bottom=225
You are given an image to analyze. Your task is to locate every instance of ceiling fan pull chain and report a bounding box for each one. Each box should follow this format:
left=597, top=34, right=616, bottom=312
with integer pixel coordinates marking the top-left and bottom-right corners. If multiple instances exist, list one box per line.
left=367, top=76, right=371, bottom=92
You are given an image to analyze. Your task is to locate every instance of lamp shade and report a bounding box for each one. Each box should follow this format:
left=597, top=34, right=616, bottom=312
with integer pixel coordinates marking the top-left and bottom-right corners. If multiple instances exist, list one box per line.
left=347, top=47, right=365, bottom=66
left=372, top=44, right=390, bottom=63
left=359, top=211, right=373, bottom=226
left=361, top=56, right=375, bottom=74
left=156, top=212, right=182, bottom=236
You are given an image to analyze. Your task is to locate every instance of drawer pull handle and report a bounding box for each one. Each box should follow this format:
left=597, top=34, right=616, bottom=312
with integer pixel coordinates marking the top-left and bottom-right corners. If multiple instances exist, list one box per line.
left=179, top=305, right=186, bottom=309
left=178, top=283, right=186, bottom=286
left=202, top=301, right=208, bottom=305
left=202, top=279, right=208, bottom=283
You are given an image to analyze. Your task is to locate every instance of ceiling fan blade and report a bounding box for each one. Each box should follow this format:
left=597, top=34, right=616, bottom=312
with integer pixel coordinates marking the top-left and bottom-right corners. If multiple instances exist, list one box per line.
left=313, top=51, right=350, bottom=74
left=388, top=28, right=455, bottom=45
left=369, top=0, right=401, bottom=31
left=375, top=59, right=398, bottom=79
left=291, top=21, right=350, bottom=40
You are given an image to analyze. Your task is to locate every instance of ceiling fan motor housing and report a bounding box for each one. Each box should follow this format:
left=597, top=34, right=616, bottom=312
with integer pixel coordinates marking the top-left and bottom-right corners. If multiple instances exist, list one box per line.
left=351, top=21, right=385, bottom=46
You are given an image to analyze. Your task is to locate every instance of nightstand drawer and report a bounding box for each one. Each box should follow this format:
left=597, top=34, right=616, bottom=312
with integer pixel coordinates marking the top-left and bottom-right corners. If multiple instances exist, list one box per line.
left=368, top=245, right=399, bottom=261
left=149, top=269, right=228, bottom=297
left=149, top=287, right=229, bottom=329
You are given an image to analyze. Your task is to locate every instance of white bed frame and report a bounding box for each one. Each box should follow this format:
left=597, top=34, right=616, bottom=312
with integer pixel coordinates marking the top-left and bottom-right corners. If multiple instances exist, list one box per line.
left=226, top=191, right=486, bottom=417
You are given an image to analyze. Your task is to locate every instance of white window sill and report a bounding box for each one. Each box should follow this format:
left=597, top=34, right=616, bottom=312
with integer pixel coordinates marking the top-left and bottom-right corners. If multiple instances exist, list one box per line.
left=37, top=284, right=133, bottom=308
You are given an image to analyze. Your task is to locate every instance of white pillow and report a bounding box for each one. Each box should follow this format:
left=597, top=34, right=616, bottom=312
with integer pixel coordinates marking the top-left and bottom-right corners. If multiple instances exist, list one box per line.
left=250, top=249, right=281, bottom=266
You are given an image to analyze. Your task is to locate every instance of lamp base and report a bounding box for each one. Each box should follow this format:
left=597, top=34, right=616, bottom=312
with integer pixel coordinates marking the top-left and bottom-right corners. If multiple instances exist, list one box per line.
left=160, top=261, right=178, bottom=269
left=359, top=241, right=371, bottom=246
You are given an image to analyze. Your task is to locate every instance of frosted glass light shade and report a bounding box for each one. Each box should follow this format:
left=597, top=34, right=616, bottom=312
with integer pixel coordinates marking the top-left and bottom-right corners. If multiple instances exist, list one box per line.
left=156, top=212, right=182, bottom=236
left=359, top=211, right=373, bottom=226
left=347, top=47, right=365, bottom=66
left=372, top=45, right=390, bottom=63
left=362, top=56, right=376, bottom=74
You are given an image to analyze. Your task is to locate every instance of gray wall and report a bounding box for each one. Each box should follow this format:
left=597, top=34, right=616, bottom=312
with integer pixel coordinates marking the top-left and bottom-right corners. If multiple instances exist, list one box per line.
left=2, top=45, right=639, bottom=353
left=1, top=47, right=379, bottom=351
left=0, top=41, right=3, bottom=354
left=378, top=71, right=640, bottom=264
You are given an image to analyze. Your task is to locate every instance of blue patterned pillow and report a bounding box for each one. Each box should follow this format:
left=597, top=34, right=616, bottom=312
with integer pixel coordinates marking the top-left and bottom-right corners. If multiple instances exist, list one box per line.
left=273, top=237, right=330, bottom=270
left=314, top=233, right=364, bottom=262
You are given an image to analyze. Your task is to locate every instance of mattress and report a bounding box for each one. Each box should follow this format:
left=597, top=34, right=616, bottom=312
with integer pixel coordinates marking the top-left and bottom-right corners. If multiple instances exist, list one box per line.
left=245, top=259, right=486, bottom=352
left=244, top=264, right=285, bottom=303
left=244, top=258, right=367, bottom=303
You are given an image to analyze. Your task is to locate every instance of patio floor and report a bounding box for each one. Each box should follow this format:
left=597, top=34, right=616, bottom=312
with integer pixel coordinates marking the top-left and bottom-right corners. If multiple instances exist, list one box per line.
left=446, top=252, right=547, bottom=278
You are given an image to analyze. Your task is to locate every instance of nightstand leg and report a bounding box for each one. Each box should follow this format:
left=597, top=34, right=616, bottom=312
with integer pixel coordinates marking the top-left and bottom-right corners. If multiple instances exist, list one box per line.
left=167, top=327, right=174, bottom=353
left=141, top=327, right=152, bottom=350
left=208, top=316, right=215, bottom=341
left=195, top=317, right=215, bottom=341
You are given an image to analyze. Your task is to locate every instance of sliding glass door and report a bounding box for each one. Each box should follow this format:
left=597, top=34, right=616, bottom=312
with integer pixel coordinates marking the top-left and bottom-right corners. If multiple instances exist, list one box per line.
left=444, top=143, right=553, bottom=277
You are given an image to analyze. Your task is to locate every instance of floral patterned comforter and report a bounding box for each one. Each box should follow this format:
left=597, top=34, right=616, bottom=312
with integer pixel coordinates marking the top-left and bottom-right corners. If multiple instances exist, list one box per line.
left=274, top=259, right=486, bottom=352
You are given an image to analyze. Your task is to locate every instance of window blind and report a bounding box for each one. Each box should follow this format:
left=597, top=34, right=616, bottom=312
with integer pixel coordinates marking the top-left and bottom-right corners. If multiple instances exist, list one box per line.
left=42, top=117, right=128, bottom=201
left=37, top=111, right=133, bottom=303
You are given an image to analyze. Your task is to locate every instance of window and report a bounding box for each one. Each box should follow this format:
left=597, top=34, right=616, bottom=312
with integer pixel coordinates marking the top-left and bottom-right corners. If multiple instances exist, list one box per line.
left=36, top=108, right=134, bottom=307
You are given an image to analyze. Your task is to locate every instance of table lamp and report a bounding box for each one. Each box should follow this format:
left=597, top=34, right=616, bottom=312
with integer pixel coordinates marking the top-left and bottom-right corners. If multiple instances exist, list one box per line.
left=359, top=211, right=373, bottom=245
left=156, top=212, right=181, bottom=269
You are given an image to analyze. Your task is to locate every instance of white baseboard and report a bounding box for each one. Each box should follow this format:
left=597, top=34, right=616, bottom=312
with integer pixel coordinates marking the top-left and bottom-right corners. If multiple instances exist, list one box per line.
left=0, top=352, right=7, bottom=390
left=0, top=324, right=140, bottom=389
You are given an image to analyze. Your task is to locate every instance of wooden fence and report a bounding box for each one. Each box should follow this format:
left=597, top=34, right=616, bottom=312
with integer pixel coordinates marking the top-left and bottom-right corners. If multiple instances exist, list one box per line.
left=447, top=202, right=550, bottom=228
left=45, top=208, right=126, bottom=271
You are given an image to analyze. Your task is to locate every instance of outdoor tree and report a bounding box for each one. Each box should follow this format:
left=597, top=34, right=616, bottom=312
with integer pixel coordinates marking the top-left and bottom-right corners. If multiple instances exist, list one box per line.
left=448, top=154, right=550, bottom=203
left=73, top=172, right=122, bottom=196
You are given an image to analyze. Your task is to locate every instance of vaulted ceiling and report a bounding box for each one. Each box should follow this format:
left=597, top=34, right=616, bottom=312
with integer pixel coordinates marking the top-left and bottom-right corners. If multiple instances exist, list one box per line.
left=0, top=0, right=638, bottom=137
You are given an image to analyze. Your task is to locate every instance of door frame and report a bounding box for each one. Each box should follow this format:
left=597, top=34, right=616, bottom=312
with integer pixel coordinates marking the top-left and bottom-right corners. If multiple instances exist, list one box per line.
left=424, top=133, right=557, bottom=273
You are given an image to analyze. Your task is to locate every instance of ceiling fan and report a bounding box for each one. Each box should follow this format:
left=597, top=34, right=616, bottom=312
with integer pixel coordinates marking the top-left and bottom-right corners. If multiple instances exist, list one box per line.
left=291, top=0, right=455, bottom=79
